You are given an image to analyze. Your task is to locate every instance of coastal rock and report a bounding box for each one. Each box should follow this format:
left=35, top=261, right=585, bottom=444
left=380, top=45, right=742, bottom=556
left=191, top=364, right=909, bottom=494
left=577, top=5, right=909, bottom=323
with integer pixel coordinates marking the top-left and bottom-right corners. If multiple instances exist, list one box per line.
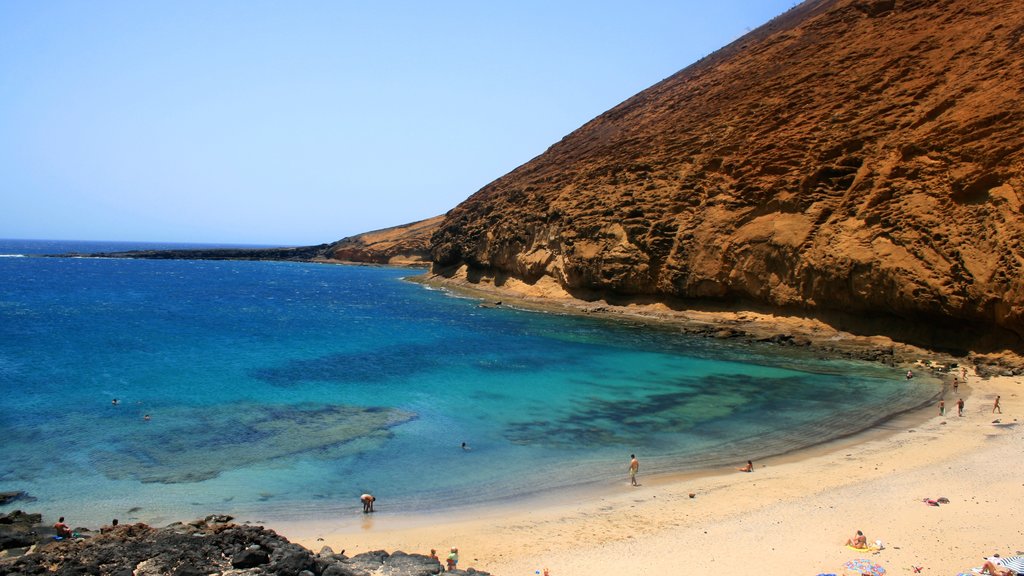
left=0, top=515, right=487, bottom=576
left=429, top=0, right=1024, bottom=354
left=0, top=510, right=46, bottom=552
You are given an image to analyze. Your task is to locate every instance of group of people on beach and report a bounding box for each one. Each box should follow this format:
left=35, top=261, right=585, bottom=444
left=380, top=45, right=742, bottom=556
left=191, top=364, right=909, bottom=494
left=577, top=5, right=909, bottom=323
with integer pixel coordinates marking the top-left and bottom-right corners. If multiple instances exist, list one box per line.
left=428, top=547, right=460, bottom=571
left=935, top=367, right=1004, bottom=418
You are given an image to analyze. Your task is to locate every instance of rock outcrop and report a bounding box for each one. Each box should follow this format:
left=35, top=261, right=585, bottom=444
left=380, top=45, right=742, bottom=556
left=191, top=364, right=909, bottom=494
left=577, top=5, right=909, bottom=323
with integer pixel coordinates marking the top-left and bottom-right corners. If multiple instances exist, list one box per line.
left=430, top=0, right=1024, bottom=352
left=325, top=216, right=442, bottom=266
left=0, top=514, right=489, bottom=576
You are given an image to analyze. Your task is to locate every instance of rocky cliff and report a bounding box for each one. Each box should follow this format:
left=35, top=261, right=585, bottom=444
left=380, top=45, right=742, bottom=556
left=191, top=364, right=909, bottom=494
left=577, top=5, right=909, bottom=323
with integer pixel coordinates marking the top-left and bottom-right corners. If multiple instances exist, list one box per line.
left=430, top=0, right=1024, bottom=352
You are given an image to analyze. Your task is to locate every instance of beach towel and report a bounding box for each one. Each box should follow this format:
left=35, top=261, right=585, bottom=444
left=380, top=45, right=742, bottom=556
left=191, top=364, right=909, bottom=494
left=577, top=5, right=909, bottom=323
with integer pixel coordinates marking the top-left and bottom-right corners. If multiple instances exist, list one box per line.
left=846, top=545, right=881, bottom=552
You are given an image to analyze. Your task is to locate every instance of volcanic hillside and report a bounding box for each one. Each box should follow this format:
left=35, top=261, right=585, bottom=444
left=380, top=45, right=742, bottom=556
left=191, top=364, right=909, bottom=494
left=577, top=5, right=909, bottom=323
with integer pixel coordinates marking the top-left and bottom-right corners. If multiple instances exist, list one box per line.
left=430, top=0, right=1024, bottom=351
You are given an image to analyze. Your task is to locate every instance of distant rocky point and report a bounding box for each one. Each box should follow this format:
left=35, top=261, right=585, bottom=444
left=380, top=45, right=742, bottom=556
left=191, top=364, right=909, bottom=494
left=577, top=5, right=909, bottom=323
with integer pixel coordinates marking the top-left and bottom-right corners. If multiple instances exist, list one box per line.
left=60, top=216, right=443, bottom=268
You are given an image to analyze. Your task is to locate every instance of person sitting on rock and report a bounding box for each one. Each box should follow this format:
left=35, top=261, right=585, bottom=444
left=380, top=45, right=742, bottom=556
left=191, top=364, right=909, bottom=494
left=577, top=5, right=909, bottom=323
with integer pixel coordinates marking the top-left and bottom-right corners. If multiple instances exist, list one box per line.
left=54, top=516, right=72, bottom=538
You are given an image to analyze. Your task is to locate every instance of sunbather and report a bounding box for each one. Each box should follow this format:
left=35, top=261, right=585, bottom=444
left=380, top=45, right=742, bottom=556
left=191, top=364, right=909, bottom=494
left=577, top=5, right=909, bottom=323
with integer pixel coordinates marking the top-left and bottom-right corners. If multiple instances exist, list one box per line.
left=845, top=530, right=868, bottom=548
left=981, top=558, right=1018, bottom=576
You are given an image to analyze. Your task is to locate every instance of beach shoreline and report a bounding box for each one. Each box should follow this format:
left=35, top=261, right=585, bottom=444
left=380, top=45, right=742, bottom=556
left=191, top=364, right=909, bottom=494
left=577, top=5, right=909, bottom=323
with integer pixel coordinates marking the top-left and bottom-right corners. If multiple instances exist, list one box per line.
left=274, top=372, right=1020, bottom=575
left=264, top=272, right=1021, bottom=575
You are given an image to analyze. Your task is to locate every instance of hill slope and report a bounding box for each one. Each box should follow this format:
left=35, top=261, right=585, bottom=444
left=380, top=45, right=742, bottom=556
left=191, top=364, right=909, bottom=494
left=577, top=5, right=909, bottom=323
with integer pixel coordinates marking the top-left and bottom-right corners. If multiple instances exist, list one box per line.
left=430, top=0, right=1024, bottom=351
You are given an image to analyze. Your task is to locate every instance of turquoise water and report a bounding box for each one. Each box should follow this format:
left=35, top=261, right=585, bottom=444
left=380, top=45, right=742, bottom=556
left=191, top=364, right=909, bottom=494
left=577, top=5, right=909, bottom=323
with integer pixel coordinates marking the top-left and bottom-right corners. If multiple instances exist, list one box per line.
left=0, top=240, right=938, bottom=526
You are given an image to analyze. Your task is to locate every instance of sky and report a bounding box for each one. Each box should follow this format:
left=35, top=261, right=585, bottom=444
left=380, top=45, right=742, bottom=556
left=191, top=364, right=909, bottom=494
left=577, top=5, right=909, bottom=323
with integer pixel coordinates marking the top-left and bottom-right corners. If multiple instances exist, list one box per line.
left=1, top=1, right=798, bottom=246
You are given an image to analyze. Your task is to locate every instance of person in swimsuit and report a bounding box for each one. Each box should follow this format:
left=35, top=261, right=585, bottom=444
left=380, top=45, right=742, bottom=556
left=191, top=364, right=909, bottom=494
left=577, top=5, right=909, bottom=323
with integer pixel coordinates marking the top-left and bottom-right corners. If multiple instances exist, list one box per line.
left=629, top=454, right=639, bottom=486
left=845, top=530, right=867, bottom=548
left=54, top=516, right=72, bottom=538
left=360, top=493, right=375, bottom=513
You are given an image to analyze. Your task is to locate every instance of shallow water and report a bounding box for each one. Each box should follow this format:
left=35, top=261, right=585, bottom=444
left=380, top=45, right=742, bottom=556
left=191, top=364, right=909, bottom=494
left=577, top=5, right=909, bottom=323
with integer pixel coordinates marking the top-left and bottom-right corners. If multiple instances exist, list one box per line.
left=0, top=240, right=939, bottom=526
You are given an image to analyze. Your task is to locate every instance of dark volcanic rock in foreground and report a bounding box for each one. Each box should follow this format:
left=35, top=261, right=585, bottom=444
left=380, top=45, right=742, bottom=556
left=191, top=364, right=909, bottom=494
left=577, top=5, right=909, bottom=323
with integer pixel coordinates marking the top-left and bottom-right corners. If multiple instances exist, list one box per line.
left=430, top=0, right=1024, bottom=352
left=0, top=514, right=489, bottom=576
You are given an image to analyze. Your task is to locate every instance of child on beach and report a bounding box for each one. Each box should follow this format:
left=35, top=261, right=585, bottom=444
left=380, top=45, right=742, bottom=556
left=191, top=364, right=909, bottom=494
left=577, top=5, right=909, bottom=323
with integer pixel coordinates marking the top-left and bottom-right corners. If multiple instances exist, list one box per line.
left=446, top=547, right=459, bottom=571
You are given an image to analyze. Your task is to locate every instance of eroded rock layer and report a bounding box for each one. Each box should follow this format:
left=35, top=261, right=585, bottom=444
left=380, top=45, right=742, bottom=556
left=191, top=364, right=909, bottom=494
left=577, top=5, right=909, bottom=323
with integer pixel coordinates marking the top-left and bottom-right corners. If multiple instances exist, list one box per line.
left=431, top=0, right=1024, bottom=350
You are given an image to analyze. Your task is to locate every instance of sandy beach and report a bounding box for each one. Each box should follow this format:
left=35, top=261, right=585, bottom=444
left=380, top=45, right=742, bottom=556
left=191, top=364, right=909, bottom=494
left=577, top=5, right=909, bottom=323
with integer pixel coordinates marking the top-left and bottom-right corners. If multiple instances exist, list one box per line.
left=266, top=276, right=1023, bottom=575
left=273, top=371, right=1021, bottom=575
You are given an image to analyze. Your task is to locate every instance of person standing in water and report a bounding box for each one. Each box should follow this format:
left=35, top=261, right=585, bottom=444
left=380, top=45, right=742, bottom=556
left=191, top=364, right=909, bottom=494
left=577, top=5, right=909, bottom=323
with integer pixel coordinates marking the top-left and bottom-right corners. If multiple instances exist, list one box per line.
left=629, top=454, right=639, bottom=486
left=360, top=493, right=375, bottom=513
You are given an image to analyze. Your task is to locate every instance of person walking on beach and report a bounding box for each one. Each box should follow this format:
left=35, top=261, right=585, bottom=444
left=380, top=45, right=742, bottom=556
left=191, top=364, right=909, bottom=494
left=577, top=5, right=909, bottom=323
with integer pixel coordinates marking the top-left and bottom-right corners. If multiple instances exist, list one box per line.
left=993, top=395, right=1002, bottom=414
left=938, top=399, right=945, bottom=416
left=360, top=493, right=375, bottom=513
left=629, top=454, right=639, bottom=486
left=957, top=398, right=965, bottom=417
left=952, top=377, right=959, bottom=394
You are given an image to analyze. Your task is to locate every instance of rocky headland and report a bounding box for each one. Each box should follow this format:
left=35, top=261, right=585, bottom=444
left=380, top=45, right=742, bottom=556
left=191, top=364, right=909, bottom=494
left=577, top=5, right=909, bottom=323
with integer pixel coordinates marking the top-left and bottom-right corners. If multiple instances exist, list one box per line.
left=428, top=0, right=1024, bottom=357
left=0, top=512, right=488, bottom=576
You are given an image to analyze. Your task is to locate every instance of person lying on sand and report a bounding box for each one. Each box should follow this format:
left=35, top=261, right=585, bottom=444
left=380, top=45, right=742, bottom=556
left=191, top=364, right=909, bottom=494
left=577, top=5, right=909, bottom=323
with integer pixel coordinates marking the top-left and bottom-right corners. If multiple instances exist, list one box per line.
left=980, top=558, right=1017, bottom=576
left=845, top=530, right=867, bottom=548
left=737, top=460, right=753, bottom=472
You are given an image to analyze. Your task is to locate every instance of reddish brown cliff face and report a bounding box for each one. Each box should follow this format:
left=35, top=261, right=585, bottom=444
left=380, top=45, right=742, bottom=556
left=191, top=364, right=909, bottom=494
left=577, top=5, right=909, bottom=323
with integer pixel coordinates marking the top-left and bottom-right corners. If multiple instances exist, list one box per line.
left=431, top=0, right=1024, bottom=349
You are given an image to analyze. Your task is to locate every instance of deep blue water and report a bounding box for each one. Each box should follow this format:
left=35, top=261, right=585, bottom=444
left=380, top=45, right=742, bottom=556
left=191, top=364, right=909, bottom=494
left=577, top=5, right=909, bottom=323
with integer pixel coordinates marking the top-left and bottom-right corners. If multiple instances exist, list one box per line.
left=0, top=239, right=938, bottom=527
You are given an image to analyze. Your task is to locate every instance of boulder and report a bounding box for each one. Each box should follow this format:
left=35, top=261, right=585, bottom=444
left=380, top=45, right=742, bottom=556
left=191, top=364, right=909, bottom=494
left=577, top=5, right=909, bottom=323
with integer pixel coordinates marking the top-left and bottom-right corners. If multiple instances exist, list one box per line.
left=231, top=547, right=270, bottom=568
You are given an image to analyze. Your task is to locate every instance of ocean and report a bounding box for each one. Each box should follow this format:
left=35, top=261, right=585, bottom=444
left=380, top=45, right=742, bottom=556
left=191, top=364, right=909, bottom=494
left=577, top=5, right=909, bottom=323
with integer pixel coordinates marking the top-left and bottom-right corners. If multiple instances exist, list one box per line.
left=0, top=239, right=938, bottom=527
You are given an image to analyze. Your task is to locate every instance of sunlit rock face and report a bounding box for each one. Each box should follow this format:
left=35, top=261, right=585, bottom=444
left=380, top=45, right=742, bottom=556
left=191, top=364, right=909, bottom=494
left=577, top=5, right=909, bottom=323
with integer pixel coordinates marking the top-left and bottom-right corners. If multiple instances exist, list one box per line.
left=430, top=0, right=1024, bottom=350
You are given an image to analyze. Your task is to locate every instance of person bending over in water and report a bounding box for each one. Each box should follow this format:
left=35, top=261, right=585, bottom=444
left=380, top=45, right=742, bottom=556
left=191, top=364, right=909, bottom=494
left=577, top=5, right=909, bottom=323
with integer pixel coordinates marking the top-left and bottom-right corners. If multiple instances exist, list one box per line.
left=360, top=493, right=375, bottom=513
left=737, top=460, right=753, bottom=472
left=845, top=530, right=868, bottom=549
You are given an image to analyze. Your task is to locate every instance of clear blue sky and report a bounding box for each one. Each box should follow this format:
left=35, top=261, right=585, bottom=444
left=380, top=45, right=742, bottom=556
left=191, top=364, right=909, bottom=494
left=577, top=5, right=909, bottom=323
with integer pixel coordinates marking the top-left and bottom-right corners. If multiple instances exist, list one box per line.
left=1, top=1, right=797, bottom=245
